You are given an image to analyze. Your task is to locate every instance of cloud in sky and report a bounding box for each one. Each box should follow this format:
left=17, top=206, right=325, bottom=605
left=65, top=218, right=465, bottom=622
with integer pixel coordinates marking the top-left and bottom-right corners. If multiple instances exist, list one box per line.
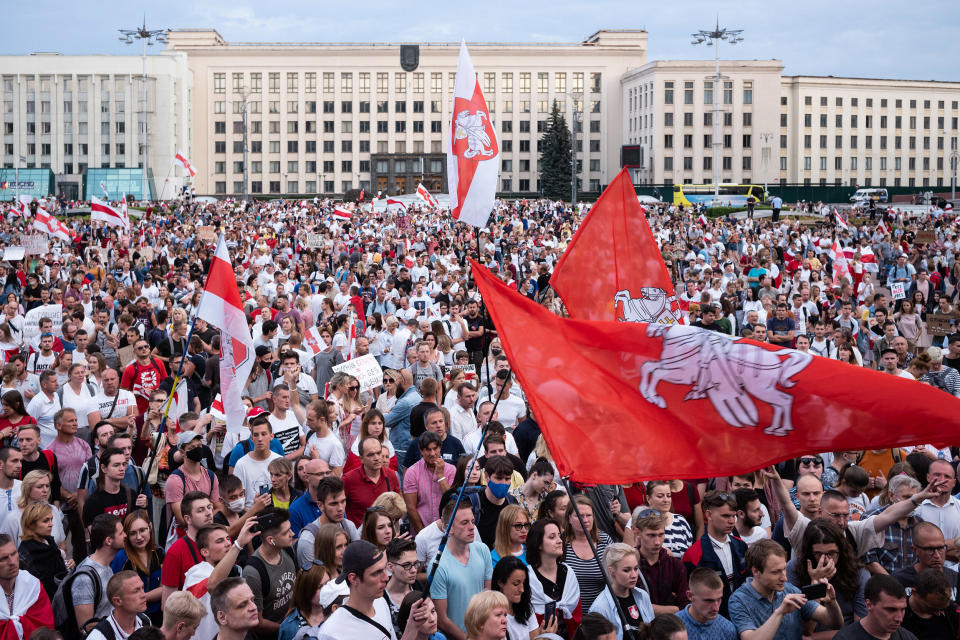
left=3, top=0, right=958, bottom=80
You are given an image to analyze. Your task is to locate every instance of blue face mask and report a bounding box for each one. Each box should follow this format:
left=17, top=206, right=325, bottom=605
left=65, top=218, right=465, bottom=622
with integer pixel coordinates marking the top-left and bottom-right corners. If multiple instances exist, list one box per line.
left=487, top=480, right=510, bottom=500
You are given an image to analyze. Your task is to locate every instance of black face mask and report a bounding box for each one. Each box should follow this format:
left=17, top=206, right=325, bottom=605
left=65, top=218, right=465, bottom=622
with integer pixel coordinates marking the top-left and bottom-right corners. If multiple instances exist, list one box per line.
left=185, top=446, right=206, bottom=462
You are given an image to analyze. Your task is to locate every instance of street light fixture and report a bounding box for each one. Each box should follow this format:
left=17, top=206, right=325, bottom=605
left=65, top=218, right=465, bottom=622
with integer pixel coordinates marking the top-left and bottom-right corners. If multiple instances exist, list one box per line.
left=759, top=132, right=774, bottom=196
left=566, top=92, right=583, bottom=206
left=692, top=20, right=743, bottom=204
left=119, top=17, right=167, bottom=202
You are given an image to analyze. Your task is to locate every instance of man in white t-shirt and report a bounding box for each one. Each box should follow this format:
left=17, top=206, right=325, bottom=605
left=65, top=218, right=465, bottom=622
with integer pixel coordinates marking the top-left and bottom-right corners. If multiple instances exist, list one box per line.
left=87, top=368, right=138, bottom=433
left=0, top=448, right=22, bottom=520
left=234, top=410, right=282, bottom=509
left=267, top=384, right=306, bottom=460
left=26, top=371, right=61, bottom=447
left=304, top=399, right=345, bottom=475
left=26, top=333, right=57, bottom=374
left=317, top=540, right=436, bottom=640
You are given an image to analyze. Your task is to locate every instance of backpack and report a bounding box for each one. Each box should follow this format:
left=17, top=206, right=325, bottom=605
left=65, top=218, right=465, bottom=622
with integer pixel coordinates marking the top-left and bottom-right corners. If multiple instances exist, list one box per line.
left=52, top=564, right=103, bottom=640
left=87, top=613, right=152, bottom=640
left=245, top=548, right=299, bottom=595
left=169, top=465, right=216, bottom=497
left=223, top=439, right=254, bottom=474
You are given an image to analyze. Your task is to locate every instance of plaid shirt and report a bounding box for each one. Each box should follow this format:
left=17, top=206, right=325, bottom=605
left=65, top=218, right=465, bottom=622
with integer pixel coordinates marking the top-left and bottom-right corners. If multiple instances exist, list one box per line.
left=862, top=503, right=917, bottom=574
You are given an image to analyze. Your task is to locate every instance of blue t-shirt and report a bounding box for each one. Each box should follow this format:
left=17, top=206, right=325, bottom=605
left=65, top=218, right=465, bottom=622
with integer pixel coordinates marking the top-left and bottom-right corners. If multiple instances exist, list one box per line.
left=431, top=540, right=493, bottom=633
left=729, top=579, right=818, bottom=640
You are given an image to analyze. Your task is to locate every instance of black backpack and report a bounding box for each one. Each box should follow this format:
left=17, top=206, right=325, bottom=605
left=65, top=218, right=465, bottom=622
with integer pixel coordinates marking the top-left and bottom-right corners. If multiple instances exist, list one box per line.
left=51, top=565, right=103, bottom=640
left=87, top=613, right=152, bottom=640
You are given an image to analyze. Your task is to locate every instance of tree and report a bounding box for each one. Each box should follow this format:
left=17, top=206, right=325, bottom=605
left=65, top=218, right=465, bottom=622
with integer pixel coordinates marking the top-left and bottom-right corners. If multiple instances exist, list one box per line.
left=538, top=100, right=573, bottom=200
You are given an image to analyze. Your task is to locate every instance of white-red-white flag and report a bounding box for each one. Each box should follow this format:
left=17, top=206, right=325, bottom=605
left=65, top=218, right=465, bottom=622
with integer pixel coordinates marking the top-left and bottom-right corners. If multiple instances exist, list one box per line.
left=876, top=219, right=890, bottom=236
left=32, top=207, right=73, bottom=243
left=302, top=326, right=325, bottom=356
left=196, top=235, right=254, bottom=435
left=831, top=241, right=852, bottom=285
left=386, top=198, right=407, bottom=214
left=120, top=194, right=130, bottom=228
left=175, top=150, right=197, bottom=177
left=18, top=195, right=31, bottom=217
left=90, top=196, right=129, bottom=229
left=333, top=206, right=352, bottom=219
left=346, top=311, right=356, bottom=361
left=833, top=211, right=850, bottom=231
left=447, top=41, right=499, bottom=228
left=860, top=245, right=878, bottom=273
left=697, top=213, right=708, bottom=226
left=416, top=182, right=439, bottom=207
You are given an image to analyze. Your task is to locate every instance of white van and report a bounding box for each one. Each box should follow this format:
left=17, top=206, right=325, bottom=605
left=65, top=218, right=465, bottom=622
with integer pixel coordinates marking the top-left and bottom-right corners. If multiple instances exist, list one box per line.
left=849, top=188, right=888, bottom=204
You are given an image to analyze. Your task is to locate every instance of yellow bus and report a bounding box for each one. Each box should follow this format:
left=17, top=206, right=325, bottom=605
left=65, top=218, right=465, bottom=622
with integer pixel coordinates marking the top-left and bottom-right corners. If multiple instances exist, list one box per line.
left=673, top=184, right=766, bottom=207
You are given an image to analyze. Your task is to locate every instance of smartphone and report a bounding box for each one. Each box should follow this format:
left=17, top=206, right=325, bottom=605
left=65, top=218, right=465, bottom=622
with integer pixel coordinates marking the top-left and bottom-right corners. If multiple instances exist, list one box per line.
left=258, top=485, right=270, bottom=496
left=543, top=601, right=557, bottom=622
left=800, top=583, right=828, bottom=600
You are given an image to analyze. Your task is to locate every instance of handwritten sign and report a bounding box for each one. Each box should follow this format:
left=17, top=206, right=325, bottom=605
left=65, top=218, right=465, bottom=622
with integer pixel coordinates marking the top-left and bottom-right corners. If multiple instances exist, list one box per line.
left=197, top=226, right=217, bottom=243
left=23, top=235, right=48, bottom=255
left=915, top=230, right=937, bottom=245
left=332, top=354, right=384, bottom=393
left=2, top=247, right=24, bottom=261
left=891, top=282, right=906, bottom=300
left=927, top=314, right=958, bottom=337
left=305, top=233, right=324, bottom=249
left=24, top=304, right=63, bottom=340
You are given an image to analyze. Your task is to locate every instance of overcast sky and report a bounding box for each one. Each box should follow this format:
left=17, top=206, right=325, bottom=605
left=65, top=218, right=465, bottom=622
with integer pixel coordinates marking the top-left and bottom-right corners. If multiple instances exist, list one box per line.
left=5, top=0, right=958, bottom=80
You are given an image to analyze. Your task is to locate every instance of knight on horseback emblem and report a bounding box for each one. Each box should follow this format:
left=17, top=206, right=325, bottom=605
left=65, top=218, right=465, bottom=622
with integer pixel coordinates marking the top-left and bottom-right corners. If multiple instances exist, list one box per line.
left=614, top=288, right=682, bottom=325
left=639, top=324, right=813, bottom=437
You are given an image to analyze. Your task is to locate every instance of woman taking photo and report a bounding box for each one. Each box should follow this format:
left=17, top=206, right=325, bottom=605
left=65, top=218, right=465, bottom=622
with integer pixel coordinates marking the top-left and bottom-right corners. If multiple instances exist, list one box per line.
left=564, top=495, right=612, bottom=611
left=111, top=509, right=164, bottom=625
left=0, top=390, right=35, bottom=448
left=17, top=502, right=68, bottom=600
left=343, top=409, right=398, bottom=474
left=526, top=518, right=580, bottom=638
left=642, top=481, right=695, bottom=558
left=788, top=518, right=868, bottom=627
left=493, top=555, right=557, bottom=640
left=491, top=504, right=531, bottom=567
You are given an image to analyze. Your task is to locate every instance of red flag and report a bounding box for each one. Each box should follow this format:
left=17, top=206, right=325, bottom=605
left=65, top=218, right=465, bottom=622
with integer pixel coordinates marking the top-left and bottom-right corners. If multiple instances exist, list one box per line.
left=550, top=168, right=682, bottom=325
left=473, top=259, right=960, bottom=483
left=447, top=41, right=499, bottom=227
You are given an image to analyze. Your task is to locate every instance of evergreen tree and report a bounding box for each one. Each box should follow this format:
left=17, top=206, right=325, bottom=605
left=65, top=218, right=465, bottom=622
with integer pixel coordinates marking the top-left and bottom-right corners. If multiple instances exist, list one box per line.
left=538, top=100, right=573, bottom=200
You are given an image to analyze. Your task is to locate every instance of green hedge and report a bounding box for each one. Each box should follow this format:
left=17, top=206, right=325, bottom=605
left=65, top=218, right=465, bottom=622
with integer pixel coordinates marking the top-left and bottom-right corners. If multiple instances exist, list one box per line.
left=705, top=205, right=773, bottom=217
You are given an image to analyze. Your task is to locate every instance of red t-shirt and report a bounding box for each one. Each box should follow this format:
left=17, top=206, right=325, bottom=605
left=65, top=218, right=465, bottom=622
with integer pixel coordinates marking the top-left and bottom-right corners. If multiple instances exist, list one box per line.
left=121, top=357, right=166, bottom=414
left=161, top=535, right=201, bottom=589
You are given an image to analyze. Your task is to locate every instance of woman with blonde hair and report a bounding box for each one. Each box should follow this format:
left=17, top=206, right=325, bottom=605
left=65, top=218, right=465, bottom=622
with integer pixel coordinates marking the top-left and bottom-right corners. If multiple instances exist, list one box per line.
left=86, top=352, right=107, bottom=392
left=0, top=470, right=64, bottom=546
left=464, top=590, right=510, bottom=640
left=376, top=369, right=400, bottom=415
left=492, top=504, right=530, bottom=567
left=267, top=457, right=301, bottom=509
left=17, top=502, right=67, bottom=598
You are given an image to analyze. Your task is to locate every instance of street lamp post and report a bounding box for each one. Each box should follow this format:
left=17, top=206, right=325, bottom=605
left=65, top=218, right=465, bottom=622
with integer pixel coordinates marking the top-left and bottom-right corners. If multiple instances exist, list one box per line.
left=759, top=132, right=774, bottom=196
left=566, top=92, right=582, bottom=207
left=949, top=139, right=959, bottom=202
left=119, top=18, right=166, bottom=202
left=692, top=21, right=743, bottom=204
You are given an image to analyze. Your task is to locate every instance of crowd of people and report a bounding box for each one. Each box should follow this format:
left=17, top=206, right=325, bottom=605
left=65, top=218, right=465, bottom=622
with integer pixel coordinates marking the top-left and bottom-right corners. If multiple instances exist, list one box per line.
left=0, top=190, right=953, bottom=640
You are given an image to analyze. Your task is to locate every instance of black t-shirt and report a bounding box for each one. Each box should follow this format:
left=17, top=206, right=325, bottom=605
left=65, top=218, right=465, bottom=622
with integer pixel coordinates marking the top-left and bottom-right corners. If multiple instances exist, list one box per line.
left=156, top=336, right=188, bottom=373
left=477, top=490, right=509, bottom=549
left=902, top=599, right=958, bottom=640
left=944, top=355, right=960, bottom=371
left=833, top=621, right=918, bottom=640
left=82, top=486, right=133, bottom=526
left=465, top=314, right=484, bottom=351
left=617, top=593, right=643, bottom=639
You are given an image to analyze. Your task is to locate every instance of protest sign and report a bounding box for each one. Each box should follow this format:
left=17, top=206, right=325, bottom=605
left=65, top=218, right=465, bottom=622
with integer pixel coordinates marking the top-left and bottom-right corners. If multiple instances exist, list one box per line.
left=197, top=226, right=217, bottom=243
left=332, top=354, right=383, bottom=393
left=915, top=230, right=937, bottom=244
left=305, top=233, right=324, bottom=248
left=24, top=303, right=63, bottom=340
left=927, top=314, right=958, bottom=337
left=891, top=282, right=906, bottom=300
left=23, top=235, right=48, bottom=255
left=2, top=247, right=24, bottom=261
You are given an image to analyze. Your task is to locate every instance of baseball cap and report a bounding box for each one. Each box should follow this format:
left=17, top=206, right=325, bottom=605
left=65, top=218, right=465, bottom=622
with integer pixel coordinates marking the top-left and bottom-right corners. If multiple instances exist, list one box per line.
left=316, top=580, right=350, bottom=607
left=178, top=430, right=202, bottom=448
left=335, top=540, right=384, bottom=584
left=247, top=406, right=269, bottom=421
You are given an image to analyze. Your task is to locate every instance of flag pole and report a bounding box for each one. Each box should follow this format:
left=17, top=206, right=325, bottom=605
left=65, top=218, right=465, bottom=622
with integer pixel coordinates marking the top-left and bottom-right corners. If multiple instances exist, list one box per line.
left=425, top=366, right=513, bottom=595
left=137, top=308, right=201, bottom=496
left=560, top=475, right=636, bottom=637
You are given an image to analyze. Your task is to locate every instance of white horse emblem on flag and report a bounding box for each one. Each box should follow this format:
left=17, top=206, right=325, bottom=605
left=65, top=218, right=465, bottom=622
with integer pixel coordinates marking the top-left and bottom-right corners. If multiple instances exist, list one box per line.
left=614, top=288, right=681, bottom=325
left=639, top=324, right=813, bottom=436
left=454, top=110, right=495, bottom=158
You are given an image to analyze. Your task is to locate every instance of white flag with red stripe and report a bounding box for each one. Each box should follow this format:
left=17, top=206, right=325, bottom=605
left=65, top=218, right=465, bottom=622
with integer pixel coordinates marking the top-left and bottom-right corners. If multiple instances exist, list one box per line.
left=32, top=207, right=73, bottom=243
left=174, top=150, right=197, bottom=177
left=346, top=311, right=357, bottom=361
left=697, top=213, right=708, bottom=226
left=447, top=41, right=499, bottom=228
left=833, top=211, right=850, bottom=231
left=90, top=196, right=130, bottom=229
left=333, top=206, right=352, bottom=219
left=859, top=245, right=879, bottom=273
left=831, top=240, right=852, bottom=285
left=386, top=198, right=407, bottom=214
left=302, top=326, right=325, bottom=356
left=876, top=219, right=890, bottom=235
left=196, top=236, right=254, bottom=435
left=416, top=182, right=439, bottom=207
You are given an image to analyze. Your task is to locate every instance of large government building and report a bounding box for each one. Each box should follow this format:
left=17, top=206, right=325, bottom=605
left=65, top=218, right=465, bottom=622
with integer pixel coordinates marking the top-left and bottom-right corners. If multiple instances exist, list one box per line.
left=1, top=28, right=959, bottom=199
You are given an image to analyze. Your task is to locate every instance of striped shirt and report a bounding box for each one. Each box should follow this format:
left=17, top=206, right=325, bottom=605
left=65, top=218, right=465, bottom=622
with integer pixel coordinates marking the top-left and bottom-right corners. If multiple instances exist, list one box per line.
left=565, top=532, right=611, bottom=611
left=664, top=513, right=694, bottom=558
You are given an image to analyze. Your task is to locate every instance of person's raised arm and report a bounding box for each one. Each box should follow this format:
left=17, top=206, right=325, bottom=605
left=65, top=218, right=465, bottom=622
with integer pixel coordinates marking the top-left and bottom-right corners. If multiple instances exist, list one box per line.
left=761, top=466, right=799, bottom=533
left=209, top=517, right=257, bottom=591
left=870, top=480, right=942, bottom=532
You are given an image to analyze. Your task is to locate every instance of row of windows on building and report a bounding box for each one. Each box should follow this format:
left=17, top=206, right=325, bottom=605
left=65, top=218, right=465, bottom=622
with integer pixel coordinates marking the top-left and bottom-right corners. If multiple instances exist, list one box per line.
left=210, top=96, right=601, bottom=117
left=793, top=112, right=960, bottom=131
left=1, top=141, right=143, bottom=159
left=211, top=70, right=603, bottom=96
left=3, top=120, right=143, bottom=136
left=792, top=96, right=960, bottom=110
left=3, top=76, right=144, bottom=92
left=212, top=176, right=568, bottom=195
left=662, top=153, right=953, bottom=176
left=2, top=98, right=149, bottom=116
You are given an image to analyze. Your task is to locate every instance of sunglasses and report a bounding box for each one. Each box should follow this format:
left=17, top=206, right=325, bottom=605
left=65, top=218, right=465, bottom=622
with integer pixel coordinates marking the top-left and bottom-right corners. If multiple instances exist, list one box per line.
left=635, top=507, right=663, bottom=519
left=366, top=505, right=387, bottom=514
left=348, top=385, right=359, bottom=391
left=799, top=457, right=823, bottom=466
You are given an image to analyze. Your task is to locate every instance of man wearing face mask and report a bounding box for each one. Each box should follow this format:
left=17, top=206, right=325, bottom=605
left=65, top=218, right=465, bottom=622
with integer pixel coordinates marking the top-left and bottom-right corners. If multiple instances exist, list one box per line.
left=475, top=455, right=518, bottom=549
left=165, top=431, right=221, bottom=540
